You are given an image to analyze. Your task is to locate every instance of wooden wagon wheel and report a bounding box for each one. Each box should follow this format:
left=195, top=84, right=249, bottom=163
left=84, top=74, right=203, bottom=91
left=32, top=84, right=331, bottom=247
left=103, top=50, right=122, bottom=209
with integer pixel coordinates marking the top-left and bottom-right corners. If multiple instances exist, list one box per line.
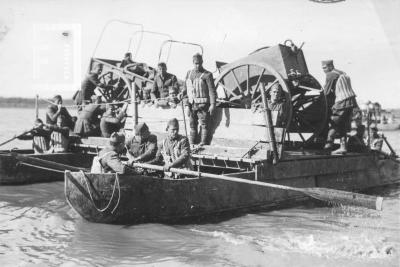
left=288, top=74, right=327, bottom=143
left=214, top=61, right=293, bottom=131
left=99, top=70, right=132, bottom=102
left=214, top=61, right=328, bottom=144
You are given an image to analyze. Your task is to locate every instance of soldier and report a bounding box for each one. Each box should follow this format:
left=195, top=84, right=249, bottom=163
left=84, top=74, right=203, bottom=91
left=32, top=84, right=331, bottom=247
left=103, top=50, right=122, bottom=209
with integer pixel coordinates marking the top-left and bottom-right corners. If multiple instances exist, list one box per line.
left=151, top=62, right=179, bottom=107
left=268, top=83, right=288, bottom=127
left=183, top=53, right=216, bottom=145
left=322, top=60, right=358, bottom=154
left=100, top=102, right=128, bottom=137
left=47, top=115, right=70, bottom=153
left=148, top=118, right=191, bottom=174
left=74, top=95, right=105, bottom=137
left=369, top=127, right=383, bottom=151
left=18, top=119, right=51, bottom=154
left=46, top=95, right=74, bottom=129
left=120, top=52, right=134, bottom=68
left=92, top=132, right=135, bottom=174
left=126, top=123, right=158, bottom=164
left=80, top=63, right=105, bottom=104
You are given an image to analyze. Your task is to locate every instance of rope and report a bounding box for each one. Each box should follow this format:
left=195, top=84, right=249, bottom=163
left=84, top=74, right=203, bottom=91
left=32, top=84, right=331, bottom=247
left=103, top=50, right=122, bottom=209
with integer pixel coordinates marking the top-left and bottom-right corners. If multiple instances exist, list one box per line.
left=80, top=170, right=121, bottom=214
left=40, top=97, right=134, bottom=109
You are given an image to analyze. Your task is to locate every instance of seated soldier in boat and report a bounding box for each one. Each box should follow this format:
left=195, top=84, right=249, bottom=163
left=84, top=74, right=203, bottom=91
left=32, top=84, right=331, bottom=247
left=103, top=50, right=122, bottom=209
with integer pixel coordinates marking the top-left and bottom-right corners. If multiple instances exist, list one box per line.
left=92, top=132, right=136, bottom=174
left=18, top=118, right=51, bottom=154
left=100, top=102, right=128, bottom=138
left=268, top=83, right=288, bottom=127
left=47, top=115, right=70, bottom=153
left=151, top=62, right=179, bottom=108
left=369, top=127, right=383, bottom=151
left=46, top=95, right=74, bottom=129
left=147, top=118, right=192, bottom=177
left=126, top=123, right=157, bottom=164
left=74, top=95, right=106, bottom=137
left=347, top=121, right=367, bottom=153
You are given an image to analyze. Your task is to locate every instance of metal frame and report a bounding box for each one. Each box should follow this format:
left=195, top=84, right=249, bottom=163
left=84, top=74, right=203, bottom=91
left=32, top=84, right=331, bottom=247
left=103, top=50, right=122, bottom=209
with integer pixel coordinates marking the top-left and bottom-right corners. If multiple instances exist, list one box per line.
left=158, top=39, right=204, bottom=63
left=92, top=19, right=144, bottom=58
left=127, top=30, right=173, bottom=62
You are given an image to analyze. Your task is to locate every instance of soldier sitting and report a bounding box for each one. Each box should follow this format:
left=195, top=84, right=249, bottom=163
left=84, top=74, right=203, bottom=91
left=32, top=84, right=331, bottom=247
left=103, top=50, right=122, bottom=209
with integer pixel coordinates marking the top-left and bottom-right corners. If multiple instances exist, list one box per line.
left=369, top=127, right=383, bottom=151
left=47, top=115, right=70, bottom=153
left=126, top=123, right=158, bottom=164
left=151, top=62, right=179, bottom=108
left=18, top=119, right=51, bottom=154
left=92, top=132, right=136, bottom=174
left=148, top=118, right=192, bottom=177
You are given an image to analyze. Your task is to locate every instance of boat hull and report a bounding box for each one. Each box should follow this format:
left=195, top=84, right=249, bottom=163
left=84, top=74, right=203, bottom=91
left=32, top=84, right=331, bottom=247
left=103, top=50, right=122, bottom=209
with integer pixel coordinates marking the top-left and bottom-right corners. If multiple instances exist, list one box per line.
left=65, top=153, right=400, bottom=225
left=0, top=150, right=94, bottom=185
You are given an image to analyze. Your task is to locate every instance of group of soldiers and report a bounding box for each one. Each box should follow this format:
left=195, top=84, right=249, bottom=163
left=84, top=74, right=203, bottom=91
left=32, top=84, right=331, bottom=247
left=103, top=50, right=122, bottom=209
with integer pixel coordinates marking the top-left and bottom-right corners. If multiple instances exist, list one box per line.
left=21, top=53, right=385, bottom=174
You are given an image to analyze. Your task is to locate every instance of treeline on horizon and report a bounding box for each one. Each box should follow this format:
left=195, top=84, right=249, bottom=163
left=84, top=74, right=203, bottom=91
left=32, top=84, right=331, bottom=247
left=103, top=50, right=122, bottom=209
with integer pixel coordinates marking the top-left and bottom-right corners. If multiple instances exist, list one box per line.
left=0, top=97, right=74, bottom=108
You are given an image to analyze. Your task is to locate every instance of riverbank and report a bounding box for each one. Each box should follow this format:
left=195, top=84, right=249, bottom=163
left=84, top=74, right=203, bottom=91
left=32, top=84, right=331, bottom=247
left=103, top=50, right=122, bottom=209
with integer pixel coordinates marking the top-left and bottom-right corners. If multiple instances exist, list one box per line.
left=0, top=97, right=74, bottom=108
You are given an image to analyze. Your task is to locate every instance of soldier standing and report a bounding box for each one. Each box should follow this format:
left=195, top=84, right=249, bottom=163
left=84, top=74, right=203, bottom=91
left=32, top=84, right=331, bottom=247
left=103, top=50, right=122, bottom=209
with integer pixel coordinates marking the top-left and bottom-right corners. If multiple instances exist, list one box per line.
left=183, top=53, right=216, bottom=145
left=322, top=60, right=358, bottom=154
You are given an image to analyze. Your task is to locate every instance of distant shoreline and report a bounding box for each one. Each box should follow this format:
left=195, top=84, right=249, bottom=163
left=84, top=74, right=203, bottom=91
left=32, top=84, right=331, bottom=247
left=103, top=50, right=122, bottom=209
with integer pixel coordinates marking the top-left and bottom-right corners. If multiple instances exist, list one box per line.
left=0, top=97, right=74, bottom=108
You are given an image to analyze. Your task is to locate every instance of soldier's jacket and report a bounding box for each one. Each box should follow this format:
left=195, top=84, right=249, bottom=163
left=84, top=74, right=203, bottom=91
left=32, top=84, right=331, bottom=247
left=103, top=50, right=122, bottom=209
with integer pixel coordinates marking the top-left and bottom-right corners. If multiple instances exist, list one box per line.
left=98, top=147, right=134, bottom=174
left=148, top=134, right=191, bottom=169
left=126, top=134, right=158, bottom=163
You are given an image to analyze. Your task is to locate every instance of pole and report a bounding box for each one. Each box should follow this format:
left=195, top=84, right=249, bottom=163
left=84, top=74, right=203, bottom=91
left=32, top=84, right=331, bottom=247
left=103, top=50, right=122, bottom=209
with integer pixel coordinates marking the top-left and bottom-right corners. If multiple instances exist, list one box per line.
left=132, top=81, right=138, bottom=125
left=260, top=83, right=279, bottom=164
left=35, top=94, right=39, bottom=119
left=132, top=162, right=383, bottom=211
left=181, top=101, right=188, bottom=138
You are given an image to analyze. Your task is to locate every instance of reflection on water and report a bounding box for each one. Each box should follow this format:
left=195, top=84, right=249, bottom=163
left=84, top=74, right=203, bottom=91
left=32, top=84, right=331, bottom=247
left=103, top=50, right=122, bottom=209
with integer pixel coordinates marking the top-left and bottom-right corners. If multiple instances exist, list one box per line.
left=0, top=108, right=399, bottom=266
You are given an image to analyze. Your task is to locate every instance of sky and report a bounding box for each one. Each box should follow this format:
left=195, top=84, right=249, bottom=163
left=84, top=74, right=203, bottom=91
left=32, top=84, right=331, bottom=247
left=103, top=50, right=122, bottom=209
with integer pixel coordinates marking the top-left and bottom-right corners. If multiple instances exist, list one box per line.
left=0, top=0, right=399, bottom=107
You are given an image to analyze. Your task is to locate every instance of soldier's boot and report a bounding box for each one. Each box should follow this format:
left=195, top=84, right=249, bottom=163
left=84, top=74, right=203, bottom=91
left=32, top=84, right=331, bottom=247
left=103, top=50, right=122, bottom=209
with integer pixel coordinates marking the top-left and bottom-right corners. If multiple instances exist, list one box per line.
left=199, top=129, right=208, bottom=146
left=189, top=130, right=197, bottom=145
left=332, top=137, right=347, bottom=155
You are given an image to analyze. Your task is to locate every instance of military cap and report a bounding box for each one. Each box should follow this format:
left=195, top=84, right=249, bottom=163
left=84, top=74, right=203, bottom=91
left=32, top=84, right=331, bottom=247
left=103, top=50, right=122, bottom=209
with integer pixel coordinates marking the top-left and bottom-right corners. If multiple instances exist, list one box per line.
left=125, top=52, right=132, bottom=57
left=193, top=53, right=203, bottom=62
left=134, top=122, right=149, bottom=136
left=158, top=62, right=167, bottom=68
left=53, top=95, right=62, bottom=102
left=166, top=118, right=179, bottom=131
left=109, top=132, right=125, bottom=146
left=321, top=60, right=333, bottom=66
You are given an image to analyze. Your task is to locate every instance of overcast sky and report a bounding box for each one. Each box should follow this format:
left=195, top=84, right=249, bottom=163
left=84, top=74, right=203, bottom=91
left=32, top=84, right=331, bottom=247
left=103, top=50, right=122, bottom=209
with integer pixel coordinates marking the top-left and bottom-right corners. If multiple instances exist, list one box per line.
left=0, top=0, right=399, bottom=107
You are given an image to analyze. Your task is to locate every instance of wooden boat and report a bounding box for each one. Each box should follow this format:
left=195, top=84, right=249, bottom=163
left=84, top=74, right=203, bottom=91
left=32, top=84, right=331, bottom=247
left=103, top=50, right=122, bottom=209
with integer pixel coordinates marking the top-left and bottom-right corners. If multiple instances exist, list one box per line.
left=63, top=26, right=400, bottom=224
left=65, top=151, right=399, bottom=224
left=0, top=149, right=93, bottom=185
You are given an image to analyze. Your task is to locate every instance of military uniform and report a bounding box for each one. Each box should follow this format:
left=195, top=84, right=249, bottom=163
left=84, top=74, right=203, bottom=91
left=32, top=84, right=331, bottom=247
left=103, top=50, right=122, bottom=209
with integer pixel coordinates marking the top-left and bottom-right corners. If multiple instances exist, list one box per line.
left=46, top=105, right=73, bottom=128
left=100, top=107, right=127, bottom=138
left=74, top=104, right=105, bottom=137
left=149, top=134, right=191, bottom=170
left=184, top=68, right=216, bottom=144
left=98, top=147, right=134, bottom=174
left=48, top=124, right=69, bottom=153
left=126, top=134, right=158, bottom=163
left=81, top=73, right=103, bottom=104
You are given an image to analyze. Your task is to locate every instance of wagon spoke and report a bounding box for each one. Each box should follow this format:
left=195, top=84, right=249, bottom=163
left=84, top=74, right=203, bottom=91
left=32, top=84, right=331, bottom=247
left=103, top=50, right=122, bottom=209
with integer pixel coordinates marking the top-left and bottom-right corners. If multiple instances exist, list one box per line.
left=231, top=70, right=243, bottom=94
left=219, top=81, right=239, bottom=97
left=246, top=65, right=250, bottom=96
left=251, top=69, right=265, bottom=96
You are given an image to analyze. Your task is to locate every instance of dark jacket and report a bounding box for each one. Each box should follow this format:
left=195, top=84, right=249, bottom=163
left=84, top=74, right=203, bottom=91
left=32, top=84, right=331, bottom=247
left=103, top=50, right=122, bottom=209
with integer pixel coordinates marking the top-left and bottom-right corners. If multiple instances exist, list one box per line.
left=81, top=73, right=102, bottom=102
left=126, top=134, right=158, bottom=163
left=151, top=72, right=179, bottom=99
left=98, top=147, right=133, bottom=174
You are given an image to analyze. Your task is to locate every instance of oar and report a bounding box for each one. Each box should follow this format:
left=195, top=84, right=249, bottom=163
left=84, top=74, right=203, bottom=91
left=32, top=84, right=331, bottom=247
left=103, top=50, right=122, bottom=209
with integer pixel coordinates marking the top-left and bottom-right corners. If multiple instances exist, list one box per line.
left=11, top=152, right=88, bottom=172
left=133, top=162, right=383, bottom=211
left=0, top=128, right=36, bottom=147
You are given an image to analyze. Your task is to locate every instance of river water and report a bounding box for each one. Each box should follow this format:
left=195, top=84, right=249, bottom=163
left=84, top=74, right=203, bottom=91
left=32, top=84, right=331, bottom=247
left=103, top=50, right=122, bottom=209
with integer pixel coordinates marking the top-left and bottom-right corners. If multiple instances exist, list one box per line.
left=0, top=107, right=399, bottom=267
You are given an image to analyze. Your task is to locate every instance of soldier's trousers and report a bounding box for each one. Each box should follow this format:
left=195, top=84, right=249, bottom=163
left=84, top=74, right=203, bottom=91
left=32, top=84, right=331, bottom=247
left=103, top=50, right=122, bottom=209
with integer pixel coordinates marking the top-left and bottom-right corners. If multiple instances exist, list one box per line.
left=188, top=103, right=210, bottom=144
left=327, top=107, right=353, bottom=142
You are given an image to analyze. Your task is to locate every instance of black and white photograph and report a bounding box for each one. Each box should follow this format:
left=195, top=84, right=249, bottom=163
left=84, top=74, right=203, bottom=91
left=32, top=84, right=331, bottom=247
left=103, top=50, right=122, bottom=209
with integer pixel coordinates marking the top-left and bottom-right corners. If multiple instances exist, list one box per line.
left=0, top=0, right=399, bottom=266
